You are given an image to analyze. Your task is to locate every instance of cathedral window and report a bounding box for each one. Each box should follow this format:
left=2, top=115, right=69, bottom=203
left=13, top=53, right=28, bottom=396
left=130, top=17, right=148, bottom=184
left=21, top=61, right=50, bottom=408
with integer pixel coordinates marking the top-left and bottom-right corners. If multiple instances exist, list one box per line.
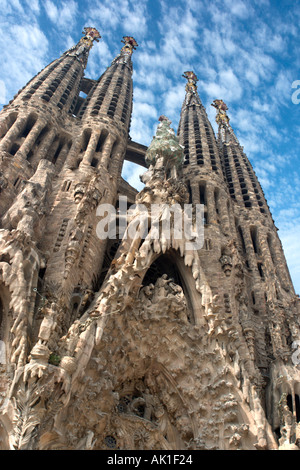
left=250, top=226, right=260, bottom=255
left=61, top=181, right=72, bottom=192
left=199, top=183, right=206, bottom=205
left=9, top=143, right=20, bottom=156
left=81, top=128, right=92, bottom=152
left=205, top=238, right=212, bottom=250
left=236, top=224, right=246, bottom=254
left=257, top=262, right=264, bottom=279
left=13, top=177, right=22, bottom=189
left=186, top=181, right=192, bottom=203
left=91, top=157, right=98, bottom=168
left=214, top=188, right=220, bottom=215
left=35, top=127, right=48, bottom=148
left=52, top=141, right=64, bottom=164
left=21, top=114, right=37, bottom=138
left=96, top=129, right=109, bottom=153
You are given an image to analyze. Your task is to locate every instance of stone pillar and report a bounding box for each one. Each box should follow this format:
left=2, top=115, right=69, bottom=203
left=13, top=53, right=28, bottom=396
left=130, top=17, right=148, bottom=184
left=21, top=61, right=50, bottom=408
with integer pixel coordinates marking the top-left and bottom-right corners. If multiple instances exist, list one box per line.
left=240, top=223, right=259, bottom=274
left=81, top=130, right=101, bottom=165
left=271, top=235, right=294, bottom=292
left=19, top=120, right=46, bottom=160
left=206, top=183, right=217, bottom=225
left=55, top=141, right=72, bottom=171
left=256, top=227, right=278, bottom=300
left=63, top=134, right=82, bottom=169
left=31, top=128, right=57, bottom=167
left=0, top=116, right=27, bottom=152
left=191, top=183, right=200, bottom=204
left=109, top=141, right=124, bottom=178
left=218, top=189, right=231, bottom=234
left=101, top=135, right=117, bottom=169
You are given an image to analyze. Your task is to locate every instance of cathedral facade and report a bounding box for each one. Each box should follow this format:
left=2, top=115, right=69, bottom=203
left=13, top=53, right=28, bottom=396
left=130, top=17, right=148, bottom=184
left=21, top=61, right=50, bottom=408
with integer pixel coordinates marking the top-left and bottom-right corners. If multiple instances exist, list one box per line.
left=0, top=28, right=299, bottom=450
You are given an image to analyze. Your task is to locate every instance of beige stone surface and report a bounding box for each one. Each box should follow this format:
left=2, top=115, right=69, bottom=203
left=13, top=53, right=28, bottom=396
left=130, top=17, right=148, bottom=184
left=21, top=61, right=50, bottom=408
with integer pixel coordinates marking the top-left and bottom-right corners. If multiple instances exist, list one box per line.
left=0, top=33, right=299, bottom=451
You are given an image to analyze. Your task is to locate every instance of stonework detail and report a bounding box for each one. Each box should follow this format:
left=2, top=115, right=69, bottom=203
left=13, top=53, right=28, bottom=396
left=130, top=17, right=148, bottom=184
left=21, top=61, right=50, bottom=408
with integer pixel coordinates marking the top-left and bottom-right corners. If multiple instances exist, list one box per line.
left=0, top=29, right=299, bottom=451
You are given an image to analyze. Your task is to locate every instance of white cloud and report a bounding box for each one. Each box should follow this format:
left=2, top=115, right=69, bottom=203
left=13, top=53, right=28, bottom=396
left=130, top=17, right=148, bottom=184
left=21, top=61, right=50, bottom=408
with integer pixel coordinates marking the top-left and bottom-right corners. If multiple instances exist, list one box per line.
left=0, top=0, right=23, bottom=13
left=43, top=0, right=78, bottom=31
left=279, top=223, right=300, bottom=294
left=25, top=0, right=40, bottom=13
left=44, top=0, right=58, bottom=22
left=0, top=80, right=6, bottom=103
left=121, top=161, right=145, bottom=191
left=133, top=102, right=158, bottom=118
left=224, top=0, right=253, bottom=18
left=86, top=39, right=113, bottom=79
left=85, top=0, right=148, bottom=40
left=163, top=85, right=185, bottom=116
left=0, top=19, right=49, bottom=105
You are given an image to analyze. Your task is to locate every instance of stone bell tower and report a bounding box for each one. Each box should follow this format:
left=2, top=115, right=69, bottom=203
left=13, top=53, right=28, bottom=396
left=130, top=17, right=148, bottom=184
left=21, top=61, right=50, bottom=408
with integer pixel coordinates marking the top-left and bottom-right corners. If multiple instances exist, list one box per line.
left=0, top=27, right=299, bottom=451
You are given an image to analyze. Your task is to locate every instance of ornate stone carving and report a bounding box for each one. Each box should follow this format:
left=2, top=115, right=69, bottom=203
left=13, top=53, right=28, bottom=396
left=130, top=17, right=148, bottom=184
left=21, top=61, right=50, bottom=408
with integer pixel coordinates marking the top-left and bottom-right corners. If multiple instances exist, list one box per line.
left=0, top=28, right=299, bottom=452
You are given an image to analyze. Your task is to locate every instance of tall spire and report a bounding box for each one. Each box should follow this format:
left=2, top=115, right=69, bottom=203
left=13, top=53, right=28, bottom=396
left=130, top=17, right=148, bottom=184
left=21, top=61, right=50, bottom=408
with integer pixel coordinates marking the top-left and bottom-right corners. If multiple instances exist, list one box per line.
left=111, top=36, right=138, bottom=69
left=211, top=99, right=239, bottom=146
left=212, top=99, right=270, bottom=214
left=65, top=27, right=101, bottom=68
left=211, top=99, right=230, bottom=126
left=182, top=71, right=201, bottom=107
left=78, top=36, right=138, bottom=133
left=4, top=27, right=101, bottom=110
left=177, top=71, right=222, bottom=172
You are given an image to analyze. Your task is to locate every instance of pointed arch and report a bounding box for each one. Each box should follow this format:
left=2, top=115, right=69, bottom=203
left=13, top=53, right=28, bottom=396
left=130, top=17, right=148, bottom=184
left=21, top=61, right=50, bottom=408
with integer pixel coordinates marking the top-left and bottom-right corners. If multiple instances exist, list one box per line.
left=140, top=249, right=203, bottom=325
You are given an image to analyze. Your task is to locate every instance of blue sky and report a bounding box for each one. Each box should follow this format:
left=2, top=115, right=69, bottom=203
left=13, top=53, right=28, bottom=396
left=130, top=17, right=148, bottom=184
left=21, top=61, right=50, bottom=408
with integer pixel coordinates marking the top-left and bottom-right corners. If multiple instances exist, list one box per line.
left=0, top=0, right=299, bottom=293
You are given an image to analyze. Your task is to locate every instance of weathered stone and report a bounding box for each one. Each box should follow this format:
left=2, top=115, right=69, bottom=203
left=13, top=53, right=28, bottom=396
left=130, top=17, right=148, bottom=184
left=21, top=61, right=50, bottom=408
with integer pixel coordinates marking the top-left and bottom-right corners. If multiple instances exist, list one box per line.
left=0, top=29, right=299, bottom=452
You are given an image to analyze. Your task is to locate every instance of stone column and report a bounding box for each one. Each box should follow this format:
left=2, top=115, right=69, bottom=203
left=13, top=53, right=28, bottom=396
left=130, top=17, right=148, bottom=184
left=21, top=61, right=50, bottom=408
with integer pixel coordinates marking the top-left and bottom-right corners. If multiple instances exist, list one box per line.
left=31, top=128, right=57, bottom=167
left=0, top=116, right=27, bottom=152
left=101, top=134, right=117, bottom=169
left=19, top=120, right=47, bottom=160
left=81, top=130, right=101, bottom=165
left=63, top=134, right=82, bottom=169
left=218, top=189, right=231, bottom=234
left=240, top=223, right=259, bottom=274
left=206, top=182, right=217, bottom=225
left=55, top=141, right=72, bottom=171
left=270, top=234, right=294, bottom=292
left=191, top=183, right=200, bottom=204
left=109, top=141, right=124, bottom=178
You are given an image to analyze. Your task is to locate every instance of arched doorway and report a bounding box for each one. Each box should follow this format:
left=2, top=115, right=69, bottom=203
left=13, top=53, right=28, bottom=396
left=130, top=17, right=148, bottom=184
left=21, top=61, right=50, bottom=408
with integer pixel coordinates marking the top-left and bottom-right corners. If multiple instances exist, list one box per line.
left=141, top=250, right=203, bottom=325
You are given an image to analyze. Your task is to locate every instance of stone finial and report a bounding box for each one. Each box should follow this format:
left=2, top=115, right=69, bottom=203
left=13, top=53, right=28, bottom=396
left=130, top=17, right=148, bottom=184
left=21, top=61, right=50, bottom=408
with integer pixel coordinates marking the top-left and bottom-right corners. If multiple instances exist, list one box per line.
left=121, top=36, right=138, bottom=52
left=211, top=99, right=230, bottom=126
left=182, top=71, right=198, bottom=93
left=81, top=27, right=101, bottom=47
left=67, top=27, right=101, bottom=63
left=145, top=115, right=184, bottom=170
left=120, top=36, right=138, bottom=60
left=111, top=36, right=138, bottom=66
left=182, top=71, right=201, bottom=106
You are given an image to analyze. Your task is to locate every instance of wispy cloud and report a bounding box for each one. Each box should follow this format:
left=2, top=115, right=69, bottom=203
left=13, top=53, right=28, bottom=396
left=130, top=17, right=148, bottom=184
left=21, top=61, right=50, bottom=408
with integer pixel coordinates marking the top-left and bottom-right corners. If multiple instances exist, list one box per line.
left=43, top=0, right=78, bottom=31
